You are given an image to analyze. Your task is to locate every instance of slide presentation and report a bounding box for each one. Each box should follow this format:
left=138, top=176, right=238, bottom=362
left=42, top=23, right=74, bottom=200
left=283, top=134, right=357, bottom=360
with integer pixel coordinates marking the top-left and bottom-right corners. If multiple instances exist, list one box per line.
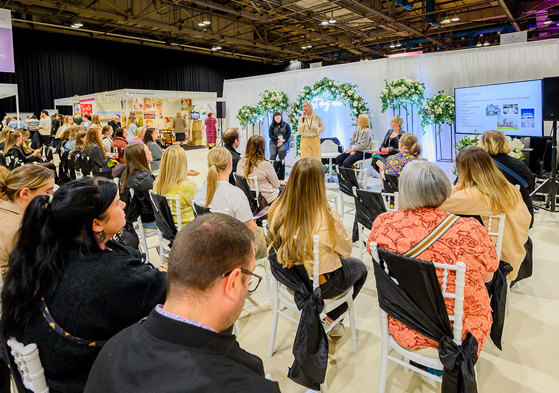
left=455, top=80, right=543, bottom=137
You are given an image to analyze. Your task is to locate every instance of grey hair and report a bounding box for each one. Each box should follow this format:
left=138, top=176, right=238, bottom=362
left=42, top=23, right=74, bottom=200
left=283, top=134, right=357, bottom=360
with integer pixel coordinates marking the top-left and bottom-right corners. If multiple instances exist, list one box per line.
left=398, top=160, right=451, bottom=210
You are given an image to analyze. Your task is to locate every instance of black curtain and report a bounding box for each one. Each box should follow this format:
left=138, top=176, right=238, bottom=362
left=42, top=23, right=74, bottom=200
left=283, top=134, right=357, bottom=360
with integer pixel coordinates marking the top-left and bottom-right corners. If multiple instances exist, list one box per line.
left=0, top=28, right=284, bottom=115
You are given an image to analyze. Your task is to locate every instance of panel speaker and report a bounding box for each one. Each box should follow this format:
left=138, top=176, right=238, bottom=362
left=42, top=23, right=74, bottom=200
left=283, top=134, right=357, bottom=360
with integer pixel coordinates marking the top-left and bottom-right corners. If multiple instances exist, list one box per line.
left=216, top=102, right=226, bottom=118
left=543, top=77, right=559, bottom=121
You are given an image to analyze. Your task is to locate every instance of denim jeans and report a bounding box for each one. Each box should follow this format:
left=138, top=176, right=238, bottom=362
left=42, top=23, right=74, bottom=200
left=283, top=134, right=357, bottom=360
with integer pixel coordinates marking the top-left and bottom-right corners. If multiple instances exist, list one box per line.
left=320, top=256, right=368, bottom=320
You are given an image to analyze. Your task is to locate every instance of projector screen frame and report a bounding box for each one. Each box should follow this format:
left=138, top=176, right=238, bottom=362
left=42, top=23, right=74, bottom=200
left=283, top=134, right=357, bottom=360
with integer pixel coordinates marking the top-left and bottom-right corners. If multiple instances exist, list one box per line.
left=454, top=79, right=544, bottom=138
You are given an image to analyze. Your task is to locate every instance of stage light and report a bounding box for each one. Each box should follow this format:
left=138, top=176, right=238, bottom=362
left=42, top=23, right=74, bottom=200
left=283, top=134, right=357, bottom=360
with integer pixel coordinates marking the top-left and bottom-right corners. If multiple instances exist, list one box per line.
left=203, top=20, right=211, bottom=25
left=389, top=42, right=396, bottom=48
left=321, top=20, right=329, bottom=26
left=329, top=18, right=336, bottom=24
left=307, top=44, right=312, bottom=48
left=483, top=40, right=490, bottom=46
left=544, top=18, right=552, bottom=25
left=451, top=16, right=460, bottom=22
left=396, top=41, right=402, bottom=47
left=198, top=22, right=206, bottom=27
left=71, top=22, right=83, bottom=28
left=476, top=41, right=482, bottom=47
left=301, top=45, right=307, bottom=49
left=441, top=19, right=451, bottom=24
left=211, top=45, right=221, bottom=51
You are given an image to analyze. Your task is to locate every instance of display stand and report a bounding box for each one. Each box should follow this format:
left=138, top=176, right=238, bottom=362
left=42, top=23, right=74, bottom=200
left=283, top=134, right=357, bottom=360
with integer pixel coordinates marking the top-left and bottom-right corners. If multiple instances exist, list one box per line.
left=188, top=120, right=203, bottom=146
left=435, top=123, right=456, bottom=163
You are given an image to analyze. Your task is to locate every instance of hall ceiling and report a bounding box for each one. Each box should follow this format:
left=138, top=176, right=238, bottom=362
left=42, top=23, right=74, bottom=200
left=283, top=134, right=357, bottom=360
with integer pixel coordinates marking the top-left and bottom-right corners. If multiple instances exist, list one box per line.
left=7, top=0, right=559, bottom=64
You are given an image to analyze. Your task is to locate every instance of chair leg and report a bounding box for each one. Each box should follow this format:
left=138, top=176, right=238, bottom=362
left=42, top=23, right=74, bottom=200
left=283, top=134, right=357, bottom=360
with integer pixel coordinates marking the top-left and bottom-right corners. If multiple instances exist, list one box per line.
left=158, top=231, right=165, bottom=266
left=268, top=308, right=279, bottom=358
left=358, top=224, right=364, bottom=262
left=378, top=313, right=389, bottom=393
left=137, top=223, right=150, bottom=263
left=338, top=191, right=344, bottom=220
left=348, top=301, right=358, bottom=354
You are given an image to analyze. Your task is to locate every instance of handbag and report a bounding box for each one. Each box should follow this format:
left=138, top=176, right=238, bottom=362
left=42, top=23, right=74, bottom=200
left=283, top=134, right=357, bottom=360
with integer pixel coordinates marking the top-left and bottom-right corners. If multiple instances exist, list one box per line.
left=115, top=221, right=140, bottom=249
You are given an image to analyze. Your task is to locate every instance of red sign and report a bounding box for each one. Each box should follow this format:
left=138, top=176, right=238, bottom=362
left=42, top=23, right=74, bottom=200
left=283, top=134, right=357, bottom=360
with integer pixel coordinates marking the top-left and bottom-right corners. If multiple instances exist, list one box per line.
left=80, top=103, right=93, bottom=115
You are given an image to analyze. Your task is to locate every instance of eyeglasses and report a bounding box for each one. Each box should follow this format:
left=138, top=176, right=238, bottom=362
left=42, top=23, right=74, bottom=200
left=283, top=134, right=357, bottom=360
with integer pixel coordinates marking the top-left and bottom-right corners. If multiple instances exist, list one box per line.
left=222, top=267, right=263, bottom=293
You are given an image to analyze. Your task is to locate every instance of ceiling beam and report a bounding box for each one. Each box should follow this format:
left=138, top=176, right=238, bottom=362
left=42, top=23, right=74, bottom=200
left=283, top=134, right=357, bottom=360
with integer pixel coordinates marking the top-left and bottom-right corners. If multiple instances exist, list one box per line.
left=496, top=0, right=521, bottom=32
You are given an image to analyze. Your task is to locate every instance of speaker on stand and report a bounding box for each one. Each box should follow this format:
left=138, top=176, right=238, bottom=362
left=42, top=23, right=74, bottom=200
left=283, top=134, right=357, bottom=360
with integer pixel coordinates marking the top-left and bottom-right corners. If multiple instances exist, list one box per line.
left=216, top=101, right=226, bottom=146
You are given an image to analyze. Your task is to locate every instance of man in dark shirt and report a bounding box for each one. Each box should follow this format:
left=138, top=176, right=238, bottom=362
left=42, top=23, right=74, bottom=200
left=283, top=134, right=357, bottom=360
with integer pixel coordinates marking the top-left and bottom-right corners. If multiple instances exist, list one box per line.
left=222, top=127, right=242, bottom=185
left=107, top=116, right=121, bottom=132
left=84, top=214, right=280, bottom=393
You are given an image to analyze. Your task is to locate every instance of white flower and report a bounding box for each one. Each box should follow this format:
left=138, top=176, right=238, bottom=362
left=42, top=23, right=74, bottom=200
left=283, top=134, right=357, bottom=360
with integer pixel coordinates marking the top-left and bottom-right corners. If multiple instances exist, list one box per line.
left=353, top=108, right=358, bottom=113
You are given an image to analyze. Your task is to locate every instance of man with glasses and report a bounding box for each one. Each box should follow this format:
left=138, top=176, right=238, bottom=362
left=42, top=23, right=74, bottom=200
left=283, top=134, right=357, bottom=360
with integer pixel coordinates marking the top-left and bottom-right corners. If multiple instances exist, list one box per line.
left=84, top=213, right=278, bottom=393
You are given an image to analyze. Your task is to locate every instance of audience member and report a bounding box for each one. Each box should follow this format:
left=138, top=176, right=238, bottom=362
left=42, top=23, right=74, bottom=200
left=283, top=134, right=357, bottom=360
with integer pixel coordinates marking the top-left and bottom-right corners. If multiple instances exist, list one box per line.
left=440, top=147, right=531, bottom=280
left=153, top=145, right=197, bottom=226
left=267, top=157, right=367, bottom=336
left=127, top=116, right=138, bottom=143
left=108, top=116, right=121, bottom=132
left=81, top=114, right=92, bottom=131
left=132, top=126, right=146, bottom=143
left=120, top=143, right=156, bottom=228
left=480, top=130, right=535, bottom=225
left=70, top=130, right=87, bottom=157
left=0, top=177, right=167, bottom=393
left=335, top=114, right=372, bottom=168
left=84, top=213, right=280, bottom=393
left=82, top=127, right=119, bottom=177
left=63, top=126, right=82, bottom=152
left=37, top=111, right=52, bottom=146
left=368, top=159, right=498, bottom=354
left=222, top=127, right=241, bottom=185
left=73, top=111, right=83, bottom=125
left=383, top=133, right=425, bottom=176
left=237, top=135, right=285, bottom=205
left=268, top=111, right=291, bottom=161
left=111, top=127, right=129, bottom=163
left=371, top=115, right=404, bottom=174
left=0, top=165, right=54, bottom=280
left=7, top=115, right=26, bottom=130
left=143, top=128, right=163, bottom=171
left=0, top=128, right=10, bottom=150
left=101, top=125, right=114, bottom=153
left=2, top=130, right=42, bottom=166
left=27, top=115, right=39, bottom=136
left=90, top=114, right=102, bottom=130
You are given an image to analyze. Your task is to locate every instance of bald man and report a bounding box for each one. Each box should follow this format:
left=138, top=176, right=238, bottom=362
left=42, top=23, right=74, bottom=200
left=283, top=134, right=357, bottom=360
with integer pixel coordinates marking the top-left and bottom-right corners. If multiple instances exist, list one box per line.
left=297, top=101, right=324, bottom=160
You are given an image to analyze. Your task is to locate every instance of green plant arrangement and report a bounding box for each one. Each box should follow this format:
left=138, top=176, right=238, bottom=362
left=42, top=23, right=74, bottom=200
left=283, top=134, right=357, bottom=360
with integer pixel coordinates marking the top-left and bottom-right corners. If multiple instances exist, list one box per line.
left=419, top=92, right=455, bottom=134
left=455, top=133, right=525, bottom=160
left=236, top=104, right=264, bottom=129
left=380, top=78, right=425, bottom=114
left=288, top=77, right=370, bottom=131
left=235, top=88, right=289, bottom=129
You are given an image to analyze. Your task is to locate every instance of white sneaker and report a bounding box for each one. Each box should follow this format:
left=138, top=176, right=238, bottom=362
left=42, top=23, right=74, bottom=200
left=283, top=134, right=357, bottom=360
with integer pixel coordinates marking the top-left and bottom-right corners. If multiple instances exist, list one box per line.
left=323, top=320, right=345, bottom=337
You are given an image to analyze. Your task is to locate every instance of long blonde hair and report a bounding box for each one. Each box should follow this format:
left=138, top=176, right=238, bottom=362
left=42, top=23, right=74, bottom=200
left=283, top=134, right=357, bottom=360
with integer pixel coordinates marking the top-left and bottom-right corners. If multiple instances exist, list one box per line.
left=205, top=147, right=231, bottom=208
left=0, top=165, right=54, bottom=202
left=243, top=135, right=265, bottom=179
left=2, top=130, right=21, bottom=156
left=20, top=130, right=32, bottom=154
left=153, top=145, right=189, bottom=196
left=400, top=133, right=421, bottom=156
left=267, top=157, right=337, bottom=270
left=455, top=146, right=520, bottom=214
left=480, top=130, right=511, bottom=155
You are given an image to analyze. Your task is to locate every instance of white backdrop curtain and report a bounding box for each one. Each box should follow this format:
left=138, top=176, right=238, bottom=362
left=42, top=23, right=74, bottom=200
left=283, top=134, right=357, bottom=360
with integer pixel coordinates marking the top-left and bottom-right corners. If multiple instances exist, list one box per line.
left=223, top=39, right=559, bottom=160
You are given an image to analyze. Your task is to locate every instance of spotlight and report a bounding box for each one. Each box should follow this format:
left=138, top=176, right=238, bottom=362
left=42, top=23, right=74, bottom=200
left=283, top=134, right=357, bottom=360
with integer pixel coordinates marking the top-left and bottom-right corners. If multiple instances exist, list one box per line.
left=476, top=42, right=482, bottom=47
left=203, top=20, right=211, bottom=25
left=451, top=16, right=460, bottom=22
left=321, top=20, right=329, bottom=26
left=483, top=40, right=490, bottom=46
left=389, top=42, right=396, bottom=48
left=301, top=45, right=307, bottom=49
left=211, top=45, right=221, bottom=51
left=329, top=18, right=336, bottom=24
left=396, top=41, right=402, bottom=47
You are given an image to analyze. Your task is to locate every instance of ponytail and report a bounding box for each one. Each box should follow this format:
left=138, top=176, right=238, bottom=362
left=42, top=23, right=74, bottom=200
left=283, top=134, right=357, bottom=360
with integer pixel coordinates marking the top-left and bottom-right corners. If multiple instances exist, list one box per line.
left=400, top=133, right=421, bottom=157
left=205, top=164, right=218, bottom=208
left=409, top=142, right=421, bottom=156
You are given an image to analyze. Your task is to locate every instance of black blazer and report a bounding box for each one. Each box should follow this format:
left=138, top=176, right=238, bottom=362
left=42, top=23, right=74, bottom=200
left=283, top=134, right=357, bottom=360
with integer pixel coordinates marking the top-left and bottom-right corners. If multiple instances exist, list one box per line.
left=380, top=129, right=405, bottom=155
left=224, top=143, right=241, bottom=185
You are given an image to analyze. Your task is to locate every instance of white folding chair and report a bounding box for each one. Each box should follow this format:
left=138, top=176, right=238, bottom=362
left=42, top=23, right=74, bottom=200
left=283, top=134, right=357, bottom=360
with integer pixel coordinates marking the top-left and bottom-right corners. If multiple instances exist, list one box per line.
left=353, top=139, right=379, bottom=170
left=481, top=214, right=506, bottom=261
left=267, top=235, right=358, bottom=393
left=337, top=166, right=368, bottom=221
left=246, top=175, right=260, bottom=200
left=7, top=338, right=49, bottom=393
left=369, top=241, right=466, bottom=393
left=129, top=188, right=159, bottom=263
left=320, top=139, right=340, bottom=182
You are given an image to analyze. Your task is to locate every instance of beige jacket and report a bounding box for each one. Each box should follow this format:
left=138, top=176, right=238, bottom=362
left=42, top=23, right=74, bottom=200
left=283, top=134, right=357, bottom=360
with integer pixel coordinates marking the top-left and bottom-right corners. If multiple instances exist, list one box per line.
left=237, top=158, right=280, bottom=204
left=297, top=113, right=324, bottom=138
left=172, top=117, right=187, bottom=133
left=439, top=186, right=531, bottom=280
left=0, top=199, right=24, bottom=281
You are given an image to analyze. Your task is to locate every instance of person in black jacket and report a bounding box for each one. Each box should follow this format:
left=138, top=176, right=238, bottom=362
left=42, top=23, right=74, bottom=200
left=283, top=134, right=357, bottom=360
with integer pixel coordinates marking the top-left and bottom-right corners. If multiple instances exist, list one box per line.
left=84, top=213, right=279, bottom=393
left=120, top=142, right=156, bottom=227
left=480, top=130, right=535, bottom=226
left=82, top=127, right=121, bottom=178
left=0, top=177, right=167, bottom=393
left=1, top=130, right=42, bottom=169
left=269, top=111, right=291, bottom=161
left=222, top=127, right=242, bottom=185
left=371, top=116, right=405, bottom=174
left=107, top=115, right=121, bottom=132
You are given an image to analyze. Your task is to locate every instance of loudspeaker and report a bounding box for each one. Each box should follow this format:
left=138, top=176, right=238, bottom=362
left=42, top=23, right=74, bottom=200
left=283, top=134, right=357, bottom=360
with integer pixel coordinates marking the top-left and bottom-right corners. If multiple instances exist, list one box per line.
left=543, top=77, right=559, bottom=121
left=216, top=102, right=226, bottom=118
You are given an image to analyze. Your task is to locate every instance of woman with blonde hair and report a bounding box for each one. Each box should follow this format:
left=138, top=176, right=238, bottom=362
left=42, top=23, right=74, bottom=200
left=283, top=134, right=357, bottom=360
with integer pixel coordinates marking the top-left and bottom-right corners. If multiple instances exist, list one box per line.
left=127, top=116, right=138, bottom=143
left=193, top=147, right=260, bottom=236
left=297, top=101, right=324, bottom=160
left=132, top=127, right=146, bottom=144
left=440, top=146, right=531, bottom=280
left=2, top=130, right=41, bottom=169
left=480, top=130, right=534, bottom=225
left=372, top=115, right=405, bottom=174
left=172, top=112, right=187, bottom=145
left=0, top=165, right=55, bottom=280
left=237, top=135, right=286, bottom=205
left=91, top=114, right=102, bottom=129
left=335, top=113, right=372, bottom=168
left=267, top=157, right=367, bottom=336
left=153, top=145, right=197, bottom=225
left=63, top=126, right=82, bottom=152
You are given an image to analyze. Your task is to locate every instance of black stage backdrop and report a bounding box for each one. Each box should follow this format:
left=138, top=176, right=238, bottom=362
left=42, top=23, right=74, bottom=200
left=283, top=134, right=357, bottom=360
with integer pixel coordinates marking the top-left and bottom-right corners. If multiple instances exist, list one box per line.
left=0, top=28, right=284, bottom=115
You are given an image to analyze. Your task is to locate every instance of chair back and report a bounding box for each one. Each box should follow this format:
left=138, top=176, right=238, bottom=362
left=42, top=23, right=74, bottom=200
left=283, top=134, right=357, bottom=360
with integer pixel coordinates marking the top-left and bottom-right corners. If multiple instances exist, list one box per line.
left=383, top=174, right=399, bottom=193
left=165, top=194, right=182, bottom=230
left=6, top=338, right=49, bottom=393
left=481, top=214, right=506, bottom=260
left=320, top=139, right=339, bottom=155
left=369, top=242, right=466, bottom=345
left=192, top=202, right=211, bottom=217
left=148, top=190, right=178, bottom=240
left=370, top=140, right=379, bottom=151
left=233, top=172, right=259, bottom=213
left=80, top=155, right=92, bottom=177
left=337, top=166, right=368, bottom=197
left=354, top=188, right=391, bottom=229
left=246, top=175, right=260, bottom=198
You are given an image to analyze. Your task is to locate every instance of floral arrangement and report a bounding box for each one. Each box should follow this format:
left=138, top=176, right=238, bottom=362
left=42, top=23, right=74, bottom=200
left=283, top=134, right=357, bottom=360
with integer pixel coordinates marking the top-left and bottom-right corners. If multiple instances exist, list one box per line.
left=455, top=134, right=525, bottom=160
left=236, top=104, right=264, bottom=129
left=420, top=92, right=455, bottom=132
left=288, top=77, right=370, bottom=131
left=192, top=104, right=207, bottom=115
left=380, top=78, right=425, bottom=113
left=259, top=88, right=289, bottom=113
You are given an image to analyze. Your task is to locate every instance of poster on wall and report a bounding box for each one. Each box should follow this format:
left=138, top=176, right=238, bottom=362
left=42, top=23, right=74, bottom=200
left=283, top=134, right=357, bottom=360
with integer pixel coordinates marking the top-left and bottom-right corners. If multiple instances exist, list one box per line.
left=128, top=98, right=143, bottom=111
left=144, top=98, right=163, bottom=119
left=0, top=9, right=14, bottom=73
left=79, top=98, right=96, bottom=116
left=120, top=111, right=127, bottom=127
left=98, top=111, right=120, bottom=125
left=181, top=99, right=192, bottom=111
left=129, top=111, right=144, bottom=127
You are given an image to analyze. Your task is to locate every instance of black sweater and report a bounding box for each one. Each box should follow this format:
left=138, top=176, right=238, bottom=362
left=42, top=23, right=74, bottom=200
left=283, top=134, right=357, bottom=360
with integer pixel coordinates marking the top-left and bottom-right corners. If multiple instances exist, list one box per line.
left=380, top=129, right=405, bottom=155
left=85, top=309, right=280, bottom=393
left=18, top=240, right=167, bottom=393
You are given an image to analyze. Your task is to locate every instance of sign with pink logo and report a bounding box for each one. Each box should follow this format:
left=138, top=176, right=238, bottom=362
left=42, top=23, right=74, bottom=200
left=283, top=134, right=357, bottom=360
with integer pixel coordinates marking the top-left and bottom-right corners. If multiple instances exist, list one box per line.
left=0, top=9, right=14, bottom=73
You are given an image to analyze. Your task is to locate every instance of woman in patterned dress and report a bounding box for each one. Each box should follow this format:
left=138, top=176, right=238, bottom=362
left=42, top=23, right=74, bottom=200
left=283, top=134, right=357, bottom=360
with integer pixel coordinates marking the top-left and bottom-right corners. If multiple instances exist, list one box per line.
left=368, top=160, right=499, bottom=355
left=383, top=133, right=425, bottom=177
left=204, top=112, right=217, bottom=148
